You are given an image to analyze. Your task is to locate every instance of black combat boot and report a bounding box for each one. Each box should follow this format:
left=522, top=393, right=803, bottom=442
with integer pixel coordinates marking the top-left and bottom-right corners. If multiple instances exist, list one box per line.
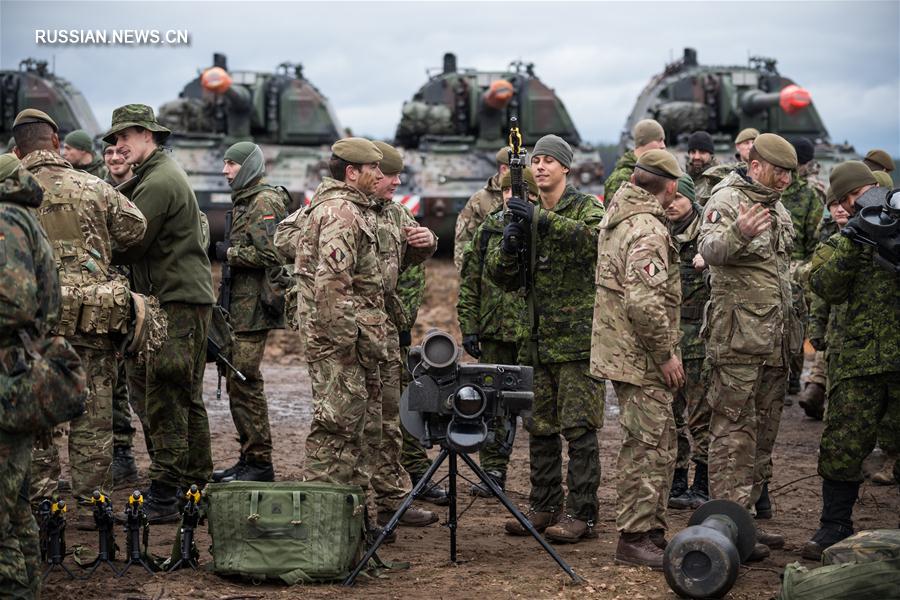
left=143, top=481, right=180, bottom=524
left=471, top=470, right=506, bottom=498
left=755, top=482, right=773, bottom=519
left=220, top=460, right=275, bottom=483
left=802, top=479, right=859, bottom=560
left=798, top=382, right=826, bottom=420
left=212, top=453, right=245, bottom=482
left=687, top=461, right=709, bottom=509
left=667, top=467, right=692, bottom=509
left=112, top=445, right=139, bottom=486
left=410, top=472, right=449, bottom=506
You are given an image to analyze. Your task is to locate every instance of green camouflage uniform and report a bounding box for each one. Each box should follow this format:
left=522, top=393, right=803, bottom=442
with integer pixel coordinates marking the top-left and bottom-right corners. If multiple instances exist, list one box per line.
left=486, top=184, right=605, bottom=522
left=809, top=234, right=900, bottom=484
left=457, top=209, right=527, bottom=476
left=591, top=183, right=682, bottom=533
left=603, top=151, right=636, bottom=202
left=113, top=146, right=215, bottom=490
left=698, top=170, right=800, bottom=509
left=295, top=178, right=388, bottom=489
left=695, top=162, right=744, bottom=206
left=806, top=214, right=840, bottom=389
left=223, top=181, right=287, bottom=465
left=22, top=150, right=146, bottom=506
left=454, top=173, right=503, bottom=271
left=397, top=263, right=430, bottom=476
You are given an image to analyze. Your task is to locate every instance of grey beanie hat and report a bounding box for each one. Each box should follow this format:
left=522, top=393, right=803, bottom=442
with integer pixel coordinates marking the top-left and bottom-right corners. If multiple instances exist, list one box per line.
left=532, top=134, right=573, bottom=168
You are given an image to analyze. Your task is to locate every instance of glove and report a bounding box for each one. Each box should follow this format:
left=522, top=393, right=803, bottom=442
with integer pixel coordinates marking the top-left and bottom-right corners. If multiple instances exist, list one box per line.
left=462, top=334, right=481, bottom=359
left=398, top=330, right=412, bottom=347
left=502, top=221, right=526, bottom=254
left=507, top=196, right=534, bottom=224
left=215, top=240, right=231, bottom=262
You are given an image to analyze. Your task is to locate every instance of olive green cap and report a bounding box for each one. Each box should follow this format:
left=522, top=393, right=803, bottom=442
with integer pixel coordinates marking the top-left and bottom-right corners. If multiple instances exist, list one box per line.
left=825, top=185, right=836, bottom=206
left=500, top=167, right=539, bottom=197
left=496, top=146, right=510, bottom=165
left=13, top=108, right=58, bottom=132
left=0, top=154, right=21, bottom=180
left=863, top=149, right=895, bottom=173
left=102, top=103, right=171, bottom=144
left=752, top=133, right=798, bottom=170
left=828, top=161, right=877, bottom=202
left=373, top=141, right=403, bottom=175
left=533, top=134, right=573, bottom=168
left=331, top=137, right=383, bottom=164
left=635, top=149, right=682, bottom=180
left=735, top=128, right=760, bottom=144
left=632, top=119, right=665, bottom=148
left=224, top=141, right=258, bottom=165
left=871, top=170, right=893, bottom=189
left=677, top=173, right=695, bottom=202
left=64, top=129, right=93, bottom=153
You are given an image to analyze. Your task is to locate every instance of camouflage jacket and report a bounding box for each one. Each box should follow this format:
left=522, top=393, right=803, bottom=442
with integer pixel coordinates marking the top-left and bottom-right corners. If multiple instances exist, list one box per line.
left=397, top=263, right=425, bottom=337
left=695, top=162, right=744, bottom=206
left=698, top=170, right=800, bottom=367
left=807, top=214, right=841, bottom=344
left=603, top=150, right=636, bottom=202
left=226, top=180, right=288, bottom=332
left=454, top=173, right=503, bottom=271
left=81, top=155, right=109, bottom=181
left=809, top=233, right=900, bottom=383
left=294, top=177, right=387, bottom=365
left=780, top=175, right=824, bottom=263
left=591, top=183, right=681, bottom=386
left=457, top=209, right=526, bottom=344
left=486, top=184, right=605, bottom=364
left=113, top=148, right=214, bottom=306
left=670, top=207, right=709, bottom=360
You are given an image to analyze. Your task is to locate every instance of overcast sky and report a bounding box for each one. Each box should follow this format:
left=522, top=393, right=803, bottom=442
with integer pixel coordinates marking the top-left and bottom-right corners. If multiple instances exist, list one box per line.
left=2, top=0, right=899, bottom=155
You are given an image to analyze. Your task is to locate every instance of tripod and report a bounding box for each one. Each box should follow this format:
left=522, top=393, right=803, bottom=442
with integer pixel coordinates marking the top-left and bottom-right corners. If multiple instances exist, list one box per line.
left=39, top=500, right=78, bottom=581
left=343, top=446, right=584, bottom=586
left=118, top=492, right=155, bottom=576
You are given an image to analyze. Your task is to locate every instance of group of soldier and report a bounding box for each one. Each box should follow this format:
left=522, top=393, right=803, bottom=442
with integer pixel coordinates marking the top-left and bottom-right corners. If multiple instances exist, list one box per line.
left=1, top=95, right=898, bottom=596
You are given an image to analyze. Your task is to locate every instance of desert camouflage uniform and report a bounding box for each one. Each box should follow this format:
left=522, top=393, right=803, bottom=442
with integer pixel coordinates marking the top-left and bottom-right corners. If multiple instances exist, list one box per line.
left=603, top=151, right=636, bottom=202
left=454, top=173, right=503, bottom=271
left=80, top=155, right=109, bottom=181
left=295, top=177, right=388, bottom=489
left=22, top=150, right=146, bottom=507
left=486, top=184, right=605, bottom=522
left=591, top=183, right=681, bottom=533
left=698, top=169, right=799, bottom=509
left=695, top=162, right=744, bottom=206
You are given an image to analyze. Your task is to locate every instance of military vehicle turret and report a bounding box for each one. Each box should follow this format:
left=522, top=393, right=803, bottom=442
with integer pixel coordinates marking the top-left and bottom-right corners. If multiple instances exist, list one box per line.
left=158, top=53, right=343, bottom=241
left=394, top=53, right=605, bottom=247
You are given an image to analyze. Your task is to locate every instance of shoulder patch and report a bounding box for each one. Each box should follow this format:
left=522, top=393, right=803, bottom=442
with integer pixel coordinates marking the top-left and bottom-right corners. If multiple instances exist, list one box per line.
left=633, top=256, right=667, bottom=288
left=706, top=209, right=721, bottom=223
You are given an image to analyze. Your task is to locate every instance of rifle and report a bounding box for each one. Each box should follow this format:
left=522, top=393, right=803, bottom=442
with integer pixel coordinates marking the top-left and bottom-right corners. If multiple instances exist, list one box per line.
left=208, top=209, right=246, bottom=383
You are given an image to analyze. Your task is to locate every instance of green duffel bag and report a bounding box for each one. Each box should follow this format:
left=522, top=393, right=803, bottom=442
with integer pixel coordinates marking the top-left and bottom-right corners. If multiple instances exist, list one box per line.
left=780, top=558, right=900, bottom=600
left=206, top=481, right=366, bottom=584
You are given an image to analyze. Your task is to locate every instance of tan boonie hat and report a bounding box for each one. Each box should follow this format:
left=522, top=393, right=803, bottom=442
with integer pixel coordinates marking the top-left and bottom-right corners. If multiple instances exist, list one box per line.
left=829, top=161, right=877, bottom=202
left=373, top=141, right=403, bottom=175
left=103, top=104, right=171, bottom=144
left=635, top=149, right=683, bottom=179
left=331, top=137, right=383, bottom=164
left=632, top=119, right=665, bottom=147
left=753, top=133, right=798, bottom=170
left=13, top=108, right=58, bottom=132
left=863, top=149, right=895, bottom=173
left=500, top=167, right=539, bottom=197
left=735, top=128, right=760, bottom=145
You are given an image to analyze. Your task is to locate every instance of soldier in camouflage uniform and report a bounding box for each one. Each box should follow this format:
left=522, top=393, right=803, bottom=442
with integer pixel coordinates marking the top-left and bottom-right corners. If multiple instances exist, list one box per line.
left=62, top=129, right=108, bottom=180
left=695, top=128, right=759, bottom=206
left=210, top=142, right=287, bottom=482
left=698, top=134, right=801, bottom=559
left=862, top=148, right=895, bottom=175
left=486, top=135, right=606, bottom=543
left=803, top=162, right=900, bottom=560
left=603, top=119, right=666, bottom=201
left=457, top=168, right=537, bottom=496
left=684, top=131, right=718, bottom=181
left=454, top=146, right=509, bottom=271
left=592, top=150, right=684, bottom=570
left=14, top=109, right=147, bottom=526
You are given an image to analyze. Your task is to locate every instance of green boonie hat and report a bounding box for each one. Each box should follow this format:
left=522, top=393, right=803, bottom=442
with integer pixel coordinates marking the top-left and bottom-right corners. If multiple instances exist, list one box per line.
left=635, top=149, right=682, bottom=180
left=863, top=149, right=895, bottom=173
left=331, top=137, right=383, bottom=164
left=871, top=170, right=893, bottom=189
left=102, top=103, right=171, bottom=144
left=753, top=133, right=798, bottom=170
left=735, top=128, right=760, bottom=144
left=224, top=141, right=259, bottom=165
left=677, top=173, right=695, bottom=202
left=13, top=108, right=58, bottom=132
left=829, top=161, right=877, bottom=202
left=64, top=129, right=93, bottom=153
left=373, top=141, right=403, bottom=174
left=500, top=167, right=539, bottom=197
left=632, top=119, right=665, bottom=148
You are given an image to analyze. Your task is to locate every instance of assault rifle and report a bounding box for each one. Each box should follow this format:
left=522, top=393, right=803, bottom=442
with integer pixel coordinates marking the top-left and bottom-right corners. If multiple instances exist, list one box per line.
left=208, top=209, right=246, bottom=382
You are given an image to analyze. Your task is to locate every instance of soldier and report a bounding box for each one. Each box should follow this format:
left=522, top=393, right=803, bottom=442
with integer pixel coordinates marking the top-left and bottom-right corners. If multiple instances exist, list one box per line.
left=210, top=141, right=287, bottom=482
left=367, top=141, right=439, bottom=528
left=13, top=109, right=147, bottom=527
left=106, top=104, right=215, bottom=523
left=871, top=170, right=893, bottom=189
left=103, top=142, right=133, bottom=186
left=592, top=150, right=684, bottom=569
left=695, top=128, right=760, bottom=206
left=604, top=119, right=666, bottom=200
left=487, top=135, right=606, bottom=543
left=684, top=131, right=717, bottom=180
left=454, top=146, right=509, bottom=271
left=457, top=168, right=537, bottom=497
left=862, top=148, right=895, bottom=174
left=664, top=174, right=712, bottom=511
left=803, top=161, right=899, bottom=559
left=698, top=133, right=800, bottom=560
left=62, top=129, right=108, bottom=180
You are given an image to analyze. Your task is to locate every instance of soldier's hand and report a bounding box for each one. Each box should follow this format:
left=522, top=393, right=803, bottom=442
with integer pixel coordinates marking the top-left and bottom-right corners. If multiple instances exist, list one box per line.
left=507, top=196, right=535, bottom=224
left=736, top=202, right=771, bottom=239
left=462, top=334, right=481, bottom=359
left=215, top=240, right=231, bottom=262
left=502, top=222, right=525, bottom=254
left=404, top=226, right=435, bottom=248
left=660, top=355, right=685, bottom=389
left=692, top=253, right=706, bottom=270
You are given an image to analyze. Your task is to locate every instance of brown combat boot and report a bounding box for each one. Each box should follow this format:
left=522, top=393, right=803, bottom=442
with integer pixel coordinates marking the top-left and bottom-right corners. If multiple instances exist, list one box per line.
left=648, top=528, right=668, bottom=549
left=757, top=528, right=784, bottom=549
left=798, top=383, right=826, bottom=420
left=746, top=542, right=770, bottom=562
left=505, top=508, right=559, bottom=536
left=544, top=514, right=598, bottom=543
left=378, top=507, right=438, bottom=528
left=615, top=532, right=664, bottom=570
left=871, top=454, right=898, bottom=485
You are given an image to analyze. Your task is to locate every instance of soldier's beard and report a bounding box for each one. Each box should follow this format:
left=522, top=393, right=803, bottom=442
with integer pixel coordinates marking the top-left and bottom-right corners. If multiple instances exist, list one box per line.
left=687, top=160, right=711, bottom=178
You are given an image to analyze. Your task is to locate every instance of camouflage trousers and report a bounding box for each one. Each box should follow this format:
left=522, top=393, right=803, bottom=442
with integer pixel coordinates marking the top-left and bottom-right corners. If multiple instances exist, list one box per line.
left=527, top=360, right=604, bottom=522
left=226, top=330, right=273, bottom=464
left=125, top=357, right=153, bottom=460
left=707, top=363, right=787, bottom=510
left=613, top=381, right=676, bottom=533
left=0, top=435, right=40, bottom=599
left=364, top=350, right=407, bottom=512
left=399, top=344, right=433, bottom=477
left=819, top=372, right=900, bottom=483
left=673, top=358, right=711, bottom=469
left=789, top=280, right=808, bottom=387
left=112, top=359, right=134, bottom=448
left=807, top=350, right=827, bottom=388
left=31, top=346, right=115, bottom=503
left=144, top=303, right=213, bottom=489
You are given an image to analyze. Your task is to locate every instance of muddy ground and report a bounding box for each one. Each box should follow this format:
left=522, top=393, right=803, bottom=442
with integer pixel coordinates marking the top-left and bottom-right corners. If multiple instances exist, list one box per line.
left=44, top=258, right=898, bottom=600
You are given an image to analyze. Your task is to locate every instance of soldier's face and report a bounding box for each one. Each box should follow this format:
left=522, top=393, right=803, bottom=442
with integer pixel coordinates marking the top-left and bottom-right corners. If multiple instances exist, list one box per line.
left=222, top=159, right=241, bottom=185
left=829, top=203, right=851, bottom=227
left=349, top=163, right=383, bottom=195
left=751, top=160, right=792, bottom=192
left=531, top=155, right=568, bottom=191
left=840, top=183, right=877, bottom=216
left=736, top=140, right=754, bottom=162
left=687, top=149, right=713, bottom=176
left=373, top=171, right=401, bottom=201
left=666, top=192, right=694, bottom=221
left=62, top=144, right=90, bottom=166
left=114, top=127, right=154, bottom=165
left=103, top=146, right=131, bottom=177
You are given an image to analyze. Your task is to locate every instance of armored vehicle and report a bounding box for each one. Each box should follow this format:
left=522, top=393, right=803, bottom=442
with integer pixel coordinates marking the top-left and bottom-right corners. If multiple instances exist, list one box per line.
left=394, top=53, right=605, bottom=248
